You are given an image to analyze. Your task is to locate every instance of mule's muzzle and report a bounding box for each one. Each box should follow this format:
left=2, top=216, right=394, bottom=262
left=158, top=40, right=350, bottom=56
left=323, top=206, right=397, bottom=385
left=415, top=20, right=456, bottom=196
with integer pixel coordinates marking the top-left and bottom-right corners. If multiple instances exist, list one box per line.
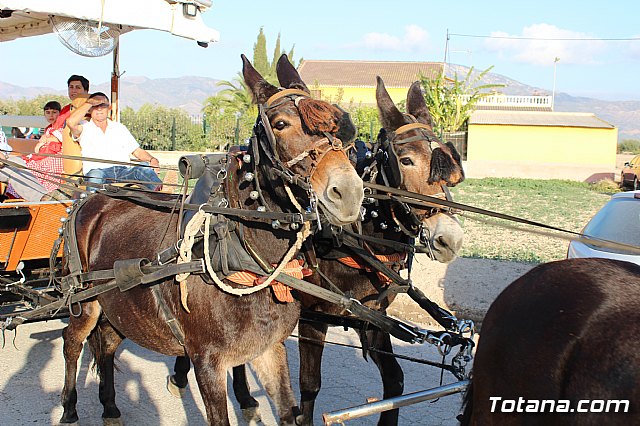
left=312, top=147, right=363, bottom=226
left=416, top=215, right=463, bottom=263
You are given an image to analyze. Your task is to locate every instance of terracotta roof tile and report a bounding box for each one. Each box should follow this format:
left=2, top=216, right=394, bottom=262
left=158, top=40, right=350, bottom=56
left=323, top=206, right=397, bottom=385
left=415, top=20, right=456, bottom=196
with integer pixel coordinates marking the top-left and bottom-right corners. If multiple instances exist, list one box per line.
left=297, top=60, right=443, bottom=87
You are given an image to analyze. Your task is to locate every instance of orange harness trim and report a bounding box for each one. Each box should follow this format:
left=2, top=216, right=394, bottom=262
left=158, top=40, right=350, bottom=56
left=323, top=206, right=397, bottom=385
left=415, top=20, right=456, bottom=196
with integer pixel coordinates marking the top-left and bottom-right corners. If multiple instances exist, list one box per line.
left=225, top=259, right=311, bottom=303
left=337, top=253, right=407, bottom=285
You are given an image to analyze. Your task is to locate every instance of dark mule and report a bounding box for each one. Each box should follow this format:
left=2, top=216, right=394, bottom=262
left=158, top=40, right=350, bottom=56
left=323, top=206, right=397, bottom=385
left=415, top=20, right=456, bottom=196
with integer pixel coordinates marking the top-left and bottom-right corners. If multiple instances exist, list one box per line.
left=460, top=258, right=640, bottom=426
left=293, top=77, right=465, bottom=426
left=169, top=71, right=466, bottom=426
left=58, top=54, right=364, bottom=426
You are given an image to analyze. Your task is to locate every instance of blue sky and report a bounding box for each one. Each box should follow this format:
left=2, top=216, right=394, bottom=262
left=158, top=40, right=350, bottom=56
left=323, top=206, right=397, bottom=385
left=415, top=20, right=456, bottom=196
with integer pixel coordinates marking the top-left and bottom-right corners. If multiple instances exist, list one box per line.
left=3, top=0, right=640, bottom=101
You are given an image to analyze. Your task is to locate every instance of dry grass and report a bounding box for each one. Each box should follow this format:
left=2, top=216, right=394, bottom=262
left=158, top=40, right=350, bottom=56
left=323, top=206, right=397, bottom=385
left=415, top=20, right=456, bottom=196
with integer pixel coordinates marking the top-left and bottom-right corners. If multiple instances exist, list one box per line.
left=450, top=178, right=619, bottom=263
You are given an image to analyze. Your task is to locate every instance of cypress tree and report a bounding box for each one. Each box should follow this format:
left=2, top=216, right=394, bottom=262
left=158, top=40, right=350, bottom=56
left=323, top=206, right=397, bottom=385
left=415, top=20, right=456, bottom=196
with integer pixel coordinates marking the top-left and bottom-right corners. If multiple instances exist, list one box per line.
left=288, top=46, right=296, bottom=66
left=252, top=27, right=269, bottom=76
left=271, top=32, right=281, bottom=74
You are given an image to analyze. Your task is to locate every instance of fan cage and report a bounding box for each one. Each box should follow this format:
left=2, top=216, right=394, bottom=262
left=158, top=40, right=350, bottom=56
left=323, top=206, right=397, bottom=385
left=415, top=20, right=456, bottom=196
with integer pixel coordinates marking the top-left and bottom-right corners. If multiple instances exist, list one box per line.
left=51, top=16, right=120, bottom=57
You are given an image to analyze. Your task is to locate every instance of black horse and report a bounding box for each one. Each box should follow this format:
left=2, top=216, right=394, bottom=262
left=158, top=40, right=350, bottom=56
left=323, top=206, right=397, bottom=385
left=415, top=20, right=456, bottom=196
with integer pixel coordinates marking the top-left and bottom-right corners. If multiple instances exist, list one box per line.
left=169, top=68, right=467, bottom=426
left=460, top=258, right=640, bottom=425
left=58, top=54, right=364, bottom=426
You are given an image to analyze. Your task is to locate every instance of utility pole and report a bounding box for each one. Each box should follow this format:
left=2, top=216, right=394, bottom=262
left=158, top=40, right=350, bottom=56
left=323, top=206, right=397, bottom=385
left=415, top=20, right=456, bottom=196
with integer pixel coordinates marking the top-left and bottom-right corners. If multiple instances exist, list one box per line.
left=552, top=57, right=560, bottom=111
left=442, top=29, right=449, bottom=78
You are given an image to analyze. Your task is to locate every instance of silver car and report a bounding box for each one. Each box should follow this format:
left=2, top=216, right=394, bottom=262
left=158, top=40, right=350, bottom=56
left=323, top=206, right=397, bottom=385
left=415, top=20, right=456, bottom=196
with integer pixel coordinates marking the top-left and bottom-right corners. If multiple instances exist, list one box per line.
left=567, top=190, right=640, bottom=266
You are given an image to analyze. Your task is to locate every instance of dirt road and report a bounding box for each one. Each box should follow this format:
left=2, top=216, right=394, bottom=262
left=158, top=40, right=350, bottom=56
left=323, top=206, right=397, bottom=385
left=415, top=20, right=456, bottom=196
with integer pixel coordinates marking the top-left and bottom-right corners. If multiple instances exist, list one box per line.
left=1, top=318, right=468, bottom=425
left=0, top=253, right=535, bottom=425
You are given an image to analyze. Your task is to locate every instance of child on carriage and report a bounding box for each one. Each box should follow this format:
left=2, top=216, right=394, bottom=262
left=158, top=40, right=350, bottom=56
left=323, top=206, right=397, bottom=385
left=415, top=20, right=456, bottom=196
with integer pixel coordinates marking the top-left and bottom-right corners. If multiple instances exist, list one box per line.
left=21, top=101, right=65, bottom=192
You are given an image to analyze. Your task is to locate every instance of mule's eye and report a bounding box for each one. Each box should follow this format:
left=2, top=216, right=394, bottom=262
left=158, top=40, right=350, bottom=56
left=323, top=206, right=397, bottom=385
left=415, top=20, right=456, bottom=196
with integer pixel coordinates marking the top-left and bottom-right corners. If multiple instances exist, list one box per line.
left=273, top=120, right=287, bottom=131
left=400, top=158, right=414, bottom=166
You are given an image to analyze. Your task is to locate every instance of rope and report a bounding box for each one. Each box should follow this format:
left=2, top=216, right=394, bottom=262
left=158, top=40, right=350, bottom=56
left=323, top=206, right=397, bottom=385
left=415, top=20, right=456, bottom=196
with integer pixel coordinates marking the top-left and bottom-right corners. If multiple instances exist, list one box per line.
left=175, top=207, right=311, bottom=308
left=365, top=182, right=640, bottom=255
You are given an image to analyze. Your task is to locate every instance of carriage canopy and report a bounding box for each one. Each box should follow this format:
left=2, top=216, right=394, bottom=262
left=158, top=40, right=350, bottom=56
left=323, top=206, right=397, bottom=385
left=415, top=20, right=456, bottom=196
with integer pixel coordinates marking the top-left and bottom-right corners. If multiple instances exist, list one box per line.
left=0, top=0, right=219, bottom=45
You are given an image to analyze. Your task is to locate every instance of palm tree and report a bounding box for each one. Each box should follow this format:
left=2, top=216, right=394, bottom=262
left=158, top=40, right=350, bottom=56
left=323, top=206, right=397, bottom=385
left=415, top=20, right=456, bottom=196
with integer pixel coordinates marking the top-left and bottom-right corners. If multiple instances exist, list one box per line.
left=216, top=74, right=256, bottom=116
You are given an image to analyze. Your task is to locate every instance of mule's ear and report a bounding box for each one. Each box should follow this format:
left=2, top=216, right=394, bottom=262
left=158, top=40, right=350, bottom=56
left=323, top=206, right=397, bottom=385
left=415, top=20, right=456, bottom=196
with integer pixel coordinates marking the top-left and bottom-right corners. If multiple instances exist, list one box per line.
left=242, top=53, right=278, bottom=104
left=276, top=54, right=310, bottom=93
left=376, top=76, right=405, bottom=130
left=407, top=81, right=433, bottom=128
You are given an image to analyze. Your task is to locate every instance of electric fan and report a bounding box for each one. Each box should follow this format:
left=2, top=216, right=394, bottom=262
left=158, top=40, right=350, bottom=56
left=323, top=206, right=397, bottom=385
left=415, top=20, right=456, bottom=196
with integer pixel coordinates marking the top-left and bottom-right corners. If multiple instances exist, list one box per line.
left=51, top=16, right=120, bottom=57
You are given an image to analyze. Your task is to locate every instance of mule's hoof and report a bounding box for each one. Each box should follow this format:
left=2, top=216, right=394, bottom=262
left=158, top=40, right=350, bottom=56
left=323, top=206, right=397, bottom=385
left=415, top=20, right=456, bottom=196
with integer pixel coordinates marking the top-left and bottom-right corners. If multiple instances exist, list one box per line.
left=103, top=417, right=123, bottom=426
left=242, top=406, right=263, bottom=425
left=295, top=414, right=311, bottom=426
left=167, top=375, right=187, bottom=398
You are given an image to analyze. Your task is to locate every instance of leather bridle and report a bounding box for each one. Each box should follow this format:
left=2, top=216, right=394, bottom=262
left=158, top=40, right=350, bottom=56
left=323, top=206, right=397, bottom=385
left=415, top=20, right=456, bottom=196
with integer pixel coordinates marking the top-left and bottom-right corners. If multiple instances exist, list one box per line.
left=256, top=89, right=351, bottom=190
left=368, top=117, right=459, bottom=239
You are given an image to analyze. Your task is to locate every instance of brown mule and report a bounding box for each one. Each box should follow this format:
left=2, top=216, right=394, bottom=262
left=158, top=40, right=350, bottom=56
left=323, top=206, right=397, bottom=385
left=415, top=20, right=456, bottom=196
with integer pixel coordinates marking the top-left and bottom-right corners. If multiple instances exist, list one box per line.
left=58, top=54, right=363, bottom=426
left=170, top=70, right=467, bottom=426
left=460, top=258, right=640, bottom=426
left=292, top=76, right=465, bottom=426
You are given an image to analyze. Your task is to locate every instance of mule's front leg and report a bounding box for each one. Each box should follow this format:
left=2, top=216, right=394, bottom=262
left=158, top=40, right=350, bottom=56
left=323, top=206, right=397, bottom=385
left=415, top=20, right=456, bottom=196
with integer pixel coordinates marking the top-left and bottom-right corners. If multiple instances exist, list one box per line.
left=366, top=329, right=404, bottom=426
left=60, top=300, right=101, bottom=424
left=297, top=320, right=329, bottom=426
left=251, top=342, right=297, bottom=425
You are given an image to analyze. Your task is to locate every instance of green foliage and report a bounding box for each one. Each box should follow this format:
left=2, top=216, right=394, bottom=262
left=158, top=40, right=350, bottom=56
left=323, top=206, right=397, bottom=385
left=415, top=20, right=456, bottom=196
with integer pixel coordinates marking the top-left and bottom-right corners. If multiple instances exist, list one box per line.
left=271, top=32, right=282, bottom=77
left=210, top=74, right=257, bottom=117
left=252, top=27, right=270, bottom=78
left=121, top=103, right=256, bottom=152
left=0, top=99, right=19, bottom=115
left=203, top=28, right=296, bottom=132
left=0, top=94, right=68, bottom=116
left=419, top=67, right=503, bottom=135
left=121, top=104, right=209, bottom=151
left=346, top=106, right=381, bottom=142
left=618, top=139, right=640, bottom=154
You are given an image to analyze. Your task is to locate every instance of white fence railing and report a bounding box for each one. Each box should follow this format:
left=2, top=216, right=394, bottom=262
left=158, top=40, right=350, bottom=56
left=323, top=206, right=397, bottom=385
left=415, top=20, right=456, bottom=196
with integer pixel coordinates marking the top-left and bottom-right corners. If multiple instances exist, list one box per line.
left=459, top=95, right=552, bottom=108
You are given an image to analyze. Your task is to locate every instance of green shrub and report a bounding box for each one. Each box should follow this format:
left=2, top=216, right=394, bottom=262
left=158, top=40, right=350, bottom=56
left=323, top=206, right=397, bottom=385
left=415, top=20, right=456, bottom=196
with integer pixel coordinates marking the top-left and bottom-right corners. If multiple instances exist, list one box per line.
left=618, top=139, right=640, bottom=154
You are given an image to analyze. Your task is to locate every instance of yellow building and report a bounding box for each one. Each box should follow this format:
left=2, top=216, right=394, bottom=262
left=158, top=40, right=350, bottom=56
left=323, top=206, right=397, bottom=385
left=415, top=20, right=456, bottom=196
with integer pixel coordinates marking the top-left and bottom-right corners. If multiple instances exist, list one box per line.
left=297, top=60, right=618, bottom=182
left=297, top=60, right=443, bottom=106
left=467, top=110, right=618, bottom=181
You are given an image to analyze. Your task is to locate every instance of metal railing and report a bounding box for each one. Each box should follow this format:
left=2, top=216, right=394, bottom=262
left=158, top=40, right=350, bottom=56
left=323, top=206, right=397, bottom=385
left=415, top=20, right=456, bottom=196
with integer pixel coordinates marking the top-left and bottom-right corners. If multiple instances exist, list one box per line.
left=459, top=94, right=552, bottom=108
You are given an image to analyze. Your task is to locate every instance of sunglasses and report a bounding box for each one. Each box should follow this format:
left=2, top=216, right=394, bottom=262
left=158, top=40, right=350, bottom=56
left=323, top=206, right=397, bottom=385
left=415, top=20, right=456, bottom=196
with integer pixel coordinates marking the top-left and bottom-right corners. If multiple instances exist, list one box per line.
left=91, top=103, right=110, bottom=109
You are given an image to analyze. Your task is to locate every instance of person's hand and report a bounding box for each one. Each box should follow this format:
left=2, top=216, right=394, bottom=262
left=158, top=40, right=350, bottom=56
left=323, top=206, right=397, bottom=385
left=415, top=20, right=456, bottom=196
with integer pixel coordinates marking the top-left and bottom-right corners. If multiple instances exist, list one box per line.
left=33, top=140, right=45, bottom=153
left=149, top=157, right=160, bottom=173
left=0, top=151, right=10, bottom=168
left=86, top=97, right=105, bottom=107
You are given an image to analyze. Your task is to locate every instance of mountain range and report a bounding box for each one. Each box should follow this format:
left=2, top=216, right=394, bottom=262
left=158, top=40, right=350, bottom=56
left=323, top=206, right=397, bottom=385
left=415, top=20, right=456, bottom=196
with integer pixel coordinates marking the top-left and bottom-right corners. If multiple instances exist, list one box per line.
left=1, top=69, right=638, bottom=140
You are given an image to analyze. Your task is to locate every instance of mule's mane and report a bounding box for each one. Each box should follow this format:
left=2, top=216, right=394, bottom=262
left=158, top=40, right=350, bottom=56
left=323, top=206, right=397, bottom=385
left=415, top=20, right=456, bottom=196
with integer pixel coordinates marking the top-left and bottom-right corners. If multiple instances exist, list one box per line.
left=297, top=98, right=342, bottom=135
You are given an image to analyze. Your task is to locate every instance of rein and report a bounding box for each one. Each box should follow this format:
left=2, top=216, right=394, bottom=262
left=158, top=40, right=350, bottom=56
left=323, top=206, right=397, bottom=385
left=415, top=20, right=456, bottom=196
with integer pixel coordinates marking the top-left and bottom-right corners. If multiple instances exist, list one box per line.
left=366, top=181, right=640, bottom=255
